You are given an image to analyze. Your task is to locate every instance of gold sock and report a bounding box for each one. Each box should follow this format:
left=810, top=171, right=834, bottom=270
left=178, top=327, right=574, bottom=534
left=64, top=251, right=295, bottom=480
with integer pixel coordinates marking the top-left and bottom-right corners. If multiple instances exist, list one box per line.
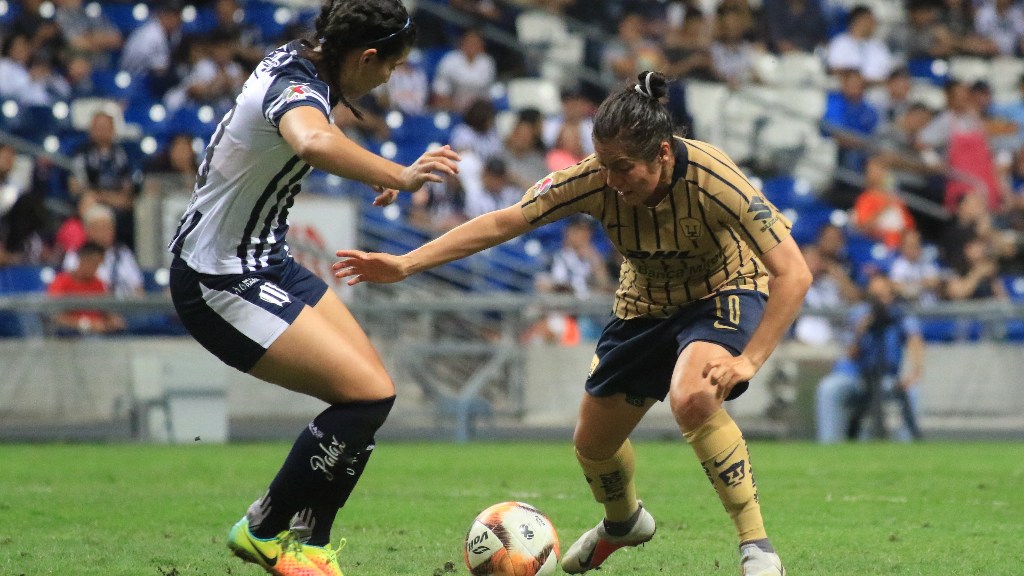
left=684, top=408, right=767, bottom=542
left=575, top=440, right=639, bottom=522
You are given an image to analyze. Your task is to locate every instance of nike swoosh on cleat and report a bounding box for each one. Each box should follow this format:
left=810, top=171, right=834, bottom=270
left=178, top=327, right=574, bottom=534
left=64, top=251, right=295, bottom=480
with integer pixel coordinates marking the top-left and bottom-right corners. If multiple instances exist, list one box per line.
left=246, top=535, right=278, bottom=566
left=580, top=546, right=596, bottom=568
left=713, top=320, right=737, bottom=331
left=712, top=445, right=739, bottom=468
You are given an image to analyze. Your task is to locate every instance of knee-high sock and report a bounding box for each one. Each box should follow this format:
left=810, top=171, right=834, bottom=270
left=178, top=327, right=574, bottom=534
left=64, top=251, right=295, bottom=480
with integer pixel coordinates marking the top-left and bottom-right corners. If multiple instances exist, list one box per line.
left=684, top=408, right=767, bottom=542
left=575, top=440, right=639, bottom=522
left=249, top=396, right=395, bottom=545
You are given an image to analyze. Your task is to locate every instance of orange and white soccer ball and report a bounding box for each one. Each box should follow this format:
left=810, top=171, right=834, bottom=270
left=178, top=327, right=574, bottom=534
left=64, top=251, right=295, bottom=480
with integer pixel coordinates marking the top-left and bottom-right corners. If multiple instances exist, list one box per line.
left=464, top=501, right=560, bottom=576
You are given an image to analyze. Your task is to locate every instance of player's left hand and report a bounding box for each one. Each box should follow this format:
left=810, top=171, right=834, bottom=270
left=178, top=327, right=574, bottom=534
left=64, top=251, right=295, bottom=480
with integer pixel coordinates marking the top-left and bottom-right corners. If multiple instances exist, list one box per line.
left=372, top=185, right=399, bottom=207
left=702, top=355, right=757, bottom=400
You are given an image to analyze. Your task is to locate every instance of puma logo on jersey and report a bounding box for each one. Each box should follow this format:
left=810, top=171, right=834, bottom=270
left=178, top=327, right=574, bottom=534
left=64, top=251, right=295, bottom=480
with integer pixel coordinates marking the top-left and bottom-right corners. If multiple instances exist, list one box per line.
left=747, top=197, right=772, bottom=221
left=259, top=283, right=291, bottom=306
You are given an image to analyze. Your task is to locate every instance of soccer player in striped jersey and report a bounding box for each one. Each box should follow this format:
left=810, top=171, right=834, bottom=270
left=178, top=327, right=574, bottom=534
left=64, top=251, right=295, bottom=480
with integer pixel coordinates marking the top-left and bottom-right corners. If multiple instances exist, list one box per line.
left=334, top=71, right=811, bottom=576
left=167, top=1, right=460, bottom=574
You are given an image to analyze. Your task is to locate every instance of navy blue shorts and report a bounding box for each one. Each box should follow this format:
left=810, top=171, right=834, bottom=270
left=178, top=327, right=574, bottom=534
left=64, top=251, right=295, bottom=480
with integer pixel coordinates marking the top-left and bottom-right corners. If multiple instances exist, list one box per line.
left=585, top=290, right=768, bottom=402
left=169, top=257, right=329, bottom=372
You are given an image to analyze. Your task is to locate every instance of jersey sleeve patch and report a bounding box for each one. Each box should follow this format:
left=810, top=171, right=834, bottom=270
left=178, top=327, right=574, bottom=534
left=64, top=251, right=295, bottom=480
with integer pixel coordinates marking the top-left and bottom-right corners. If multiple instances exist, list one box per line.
left=262, top=58, right=332, bottom=127
left=532, top=176, right=554, bottom=198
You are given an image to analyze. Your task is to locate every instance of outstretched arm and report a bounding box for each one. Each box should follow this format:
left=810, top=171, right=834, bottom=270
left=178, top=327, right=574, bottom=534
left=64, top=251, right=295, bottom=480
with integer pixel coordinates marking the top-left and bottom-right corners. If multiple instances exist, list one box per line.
left=279, top=106, right=459, bottom=194
left=333, top=204, right=533, bottom=285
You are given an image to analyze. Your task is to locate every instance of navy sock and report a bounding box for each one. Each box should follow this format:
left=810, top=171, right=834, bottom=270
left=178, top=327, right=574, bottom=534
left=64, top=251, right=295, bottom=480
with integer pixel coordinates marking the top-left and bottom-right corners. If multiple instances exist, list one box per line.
left=248, top=396, right=395, bottom=542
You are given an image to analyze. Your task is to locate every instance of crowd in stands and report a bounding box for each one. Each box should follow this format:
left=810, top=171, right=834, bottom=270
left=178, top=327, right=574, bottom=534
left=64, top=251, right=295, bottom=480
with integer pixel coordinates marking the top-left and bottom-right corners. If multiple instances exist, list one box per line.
left=2, top=0, right=1024, bottom=342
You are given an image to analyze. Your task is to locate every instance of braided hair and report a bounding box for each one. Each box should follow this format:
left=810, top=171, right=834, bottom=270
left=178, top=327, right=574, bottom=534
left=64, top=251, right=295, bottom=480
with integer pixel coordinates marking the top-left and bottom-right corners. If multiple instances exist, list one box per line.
left=592, top=71, right=675, bottom=161
left=307, top=0, right=416, bottom=119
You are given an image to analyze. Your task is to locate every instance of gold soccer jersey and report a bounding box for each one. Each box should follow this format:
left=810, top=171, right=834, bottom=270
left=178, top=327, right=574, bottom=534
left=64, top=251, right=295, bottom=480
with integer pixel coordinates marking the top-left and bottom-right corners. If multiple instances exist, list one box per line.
left=520, top=137, right=792, bottom=320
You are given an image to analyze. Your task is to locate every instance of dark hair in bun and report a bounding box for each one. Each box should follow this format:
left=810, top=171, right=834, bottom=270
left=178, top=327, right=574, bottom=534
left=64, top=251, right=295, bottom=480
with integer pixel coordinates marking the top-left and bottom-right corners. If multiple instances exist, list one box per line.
left=593, top=71, right=675, bottom=160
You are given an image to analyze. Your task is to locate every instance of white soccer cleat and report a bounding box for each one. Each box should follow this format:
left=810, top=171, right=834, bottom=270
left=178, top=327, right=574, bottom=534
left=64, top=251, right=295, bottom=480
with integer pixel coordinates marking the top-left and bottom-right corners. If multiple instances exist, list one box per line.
left=740, top=543, right=786, bottom=576
left=560, top=504, right=656, bottom=574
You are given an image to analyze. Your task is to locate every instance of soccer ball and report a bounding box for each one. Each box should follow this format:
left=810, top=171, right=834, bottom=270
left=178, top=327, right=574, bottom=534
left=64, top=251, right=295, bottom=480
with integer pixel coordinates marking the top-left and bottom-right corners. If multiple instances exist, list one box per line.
left=464, top=501, right=560, bottom=576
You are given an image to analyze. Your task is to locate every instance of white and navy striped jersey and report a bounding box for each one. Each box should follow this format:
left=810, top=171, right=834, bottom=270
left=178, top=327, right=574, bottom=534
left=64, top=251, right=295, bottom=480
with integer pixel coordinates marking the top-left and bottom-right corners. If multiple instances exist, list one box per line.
left=169, top=40, right=334, bottom=274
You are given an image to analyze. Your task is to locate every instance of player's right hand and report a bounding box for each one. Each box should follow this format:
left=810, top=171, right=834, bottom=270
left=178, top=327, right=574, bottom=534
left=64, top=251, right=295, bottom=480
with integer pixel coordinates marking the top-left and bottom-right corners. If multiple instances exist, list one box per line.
left=399, top=145, right=460, bottom=190
left=333, top=250, right=409, bottom=285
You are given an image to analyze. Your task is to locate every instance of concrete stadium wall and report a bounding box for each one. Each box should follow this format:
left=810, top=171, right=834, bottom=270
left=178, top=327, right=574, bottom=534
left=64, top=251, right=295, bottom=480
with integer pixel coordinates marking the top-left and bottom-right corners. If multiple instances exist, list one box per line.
left=1, top=338, right=1022, bottom=441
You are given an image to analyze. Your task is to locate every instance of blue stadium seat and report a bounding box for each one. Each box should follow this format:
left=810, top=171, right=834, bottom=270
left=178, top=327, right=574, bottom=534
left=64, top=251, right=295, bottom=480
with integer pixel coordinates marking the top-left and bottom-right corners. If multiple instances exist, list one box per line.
left=789, top=198, right=833, bottom=245
left=1002, top=275, right=1024, bottom=301
left=0, top=265, right=51, bottom=294
left=100, top=2, right=148, bottom=35
left=243, top=0, right=293, bottom=43
left=907, top=57, right=948, bottom=86
left=919, top=317, right=982, bottom=342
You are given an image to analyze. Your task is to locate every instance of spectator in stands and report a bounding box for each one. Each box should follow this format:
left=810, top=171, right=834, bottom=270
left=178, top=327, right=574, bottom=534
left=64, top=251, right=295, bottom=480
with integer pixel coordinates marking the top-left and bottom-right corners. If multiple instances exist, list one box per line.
left=502, top=110, right=549, bottom=190
left=377, top=48, right=429, bottom=115
left=450, top=98, right=503, bottom=161
left=9, top=0, right=65, bottom=60
left=892, top=0, right=956, bottom=60
left=662, top=9, right=715, bottom=82
left=47, top=241, right=125, bottom=335
left=62, top=52, right=98, bottom=100
left=409, top=175, right=467, bottom=234
left=0, top=145, right=48, bottom=266
left=206, top=0, right=268, bottom=68
left=709, top=4, right=758, bottom=87
left=943, top=236, right=1008, bottom=300
left=527, top=216, right=614, bottom=345
left=63, top=203, right=144, bottom=299
left=826, top=5, right=893, bottom=84
left=969, top=80, right=1019, bottom=153
left=890, top=228, right=943, bottom=306
left=144, top=133, right=199, bottom=193
left=463, top=156, right=521, bottom=219
left=817, top=273, right=925, bottom=443
left=853, top=155, right=917, bottom=250
left=868, top=67, right=914, bottom=124
left=118, top=0, right=184, bottom=96
left=794, top=244, right=860, bottom=346
left=919, top=80, right=1005, bottom=212
left=938, top=0, right=1000, bottom=57
left=53, top=0, right=123, bottom=69
left=823, top=69, right=880, bottom=206
left=546, top=122, right=586, bottom=172
left=940, top=192, right=992, bottom=271
left=54, top=194, right=95, bottom=261
left=431, top=28, right=496, bottom=113
left=163, top=29, right=247, bottom=117
left=761, top=0, right=827, bottom=54
left=68, top=110, right=140, bottom=250
left=0, top=32, right=55, bottom=106
left=543, top=87, right=596, bottom=158
left=817, top=223, right=853, bottom=271
left=601, top=12, right=664, bottom=87
left=973, top=0, right=1024, bottom=57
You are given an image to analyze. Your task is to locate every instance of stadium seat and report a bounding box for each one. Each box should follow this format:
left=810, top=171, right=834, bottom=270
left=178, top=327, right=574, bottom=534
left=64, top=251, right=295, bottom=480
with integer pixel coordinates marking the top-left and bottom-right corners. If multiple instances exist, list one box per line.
left=506, top=78, right=562, bottom=116
left=919, top=317, right=983, bottom=342
left=0, top=265, right=52, bottom=294
left=907, top=57, right=949, bottom=86
left=100, top=2, right=149, bottom=35
left=948, top=56, right=992, bottom=84
left=989, top=57, right=1024, bottom=103
left=1002, top=275, right=1024, bottom=301
left=242, top=0, right=294, bottom=44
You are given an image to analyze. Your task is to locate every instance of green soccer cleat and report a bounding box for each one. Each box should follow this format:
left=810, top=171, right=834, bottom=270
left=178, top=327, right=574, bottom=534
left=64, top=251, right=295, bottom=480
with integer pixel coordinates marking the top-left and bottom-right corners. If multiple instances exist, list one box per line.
left=227, top=516, right=324, bottom=576
left=740, top=543, right=786, bottom=576
left=302, top=540, right=346, bottom=576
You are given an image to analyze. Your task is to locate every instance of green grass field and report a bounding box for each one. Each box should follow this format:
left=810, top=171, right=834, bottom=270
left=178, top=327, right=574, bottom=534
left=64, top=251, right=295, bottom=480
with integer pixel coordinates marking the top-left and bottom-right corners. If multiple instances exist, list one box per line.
left=1, top=441, right=1021, bottom=575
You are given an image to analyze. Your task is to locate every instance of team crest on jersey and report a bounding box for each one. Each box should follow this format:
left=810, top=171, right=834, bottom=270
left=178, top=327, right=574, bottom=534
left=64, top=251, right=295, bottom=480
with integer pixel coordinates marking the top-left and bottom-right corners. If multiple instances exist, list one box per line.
left=283, top=83, right=313, bottom=103
left=532, top=176, right=554, bottom=198
left=679, top=217, right=702, bottom=240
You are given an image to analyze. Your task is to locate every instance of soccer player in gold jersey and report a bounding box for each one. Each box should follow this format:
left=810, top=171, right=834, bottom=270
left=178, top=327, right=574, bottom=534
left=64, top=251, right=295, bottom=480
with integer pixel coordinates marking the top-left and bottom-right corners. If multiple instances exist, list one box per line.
left=333, top=71, right=811, bottom=576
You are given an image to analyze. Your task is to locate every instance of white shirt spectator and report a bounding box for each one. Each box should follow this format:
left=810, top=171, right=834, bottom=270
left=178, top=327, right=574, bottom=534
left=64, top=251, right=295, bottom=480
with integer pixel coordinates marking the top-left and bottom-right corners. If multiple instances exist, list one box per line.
left=432, top=49, right=496, bottom=113
left=381, top=60, right=429, bottom=115
left=120, top=20, right=177, bottom=75
left=0, top=59, right=52, bottom=106
left=890, top=253, right=942, bottom=305
left=458, top=154, right=521, bottom=218
left=974, top=1, right=1024, bottom=56
left=827, top=33, right=893, bottom=83
left=164, top=58, right=246, bottom=113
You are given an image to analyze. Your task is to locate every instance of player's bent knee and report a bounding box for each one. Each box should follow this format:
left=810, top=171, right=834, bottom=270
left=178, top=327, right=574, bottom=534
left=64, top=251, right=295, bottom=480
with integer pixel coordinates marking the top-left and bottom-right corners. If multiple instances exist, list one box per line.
left=670, top=390, right=717, bottom=429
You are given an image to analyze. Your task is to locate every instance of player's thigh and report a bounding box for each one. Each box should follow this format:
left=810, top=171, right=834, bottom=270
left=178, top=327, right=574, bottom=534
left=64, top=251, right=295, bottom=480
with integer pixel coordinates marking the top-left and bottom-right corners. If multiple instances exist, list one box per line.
left=249, top=300, right=394, bottom=404
left=312, top=287, right=389, bottom=364
left=573, top=392, right=655, bottom=460
left=667, top=340, right=733, bottom=431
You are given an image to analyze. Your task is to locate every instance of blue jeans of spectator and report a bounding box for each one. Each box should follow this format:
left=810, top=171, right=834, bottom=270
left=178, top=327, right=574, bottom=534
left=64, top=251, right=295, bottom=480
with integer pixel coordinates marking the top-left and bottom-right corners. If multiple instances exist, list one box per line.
left=816, top=370, right=921, bottom=443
